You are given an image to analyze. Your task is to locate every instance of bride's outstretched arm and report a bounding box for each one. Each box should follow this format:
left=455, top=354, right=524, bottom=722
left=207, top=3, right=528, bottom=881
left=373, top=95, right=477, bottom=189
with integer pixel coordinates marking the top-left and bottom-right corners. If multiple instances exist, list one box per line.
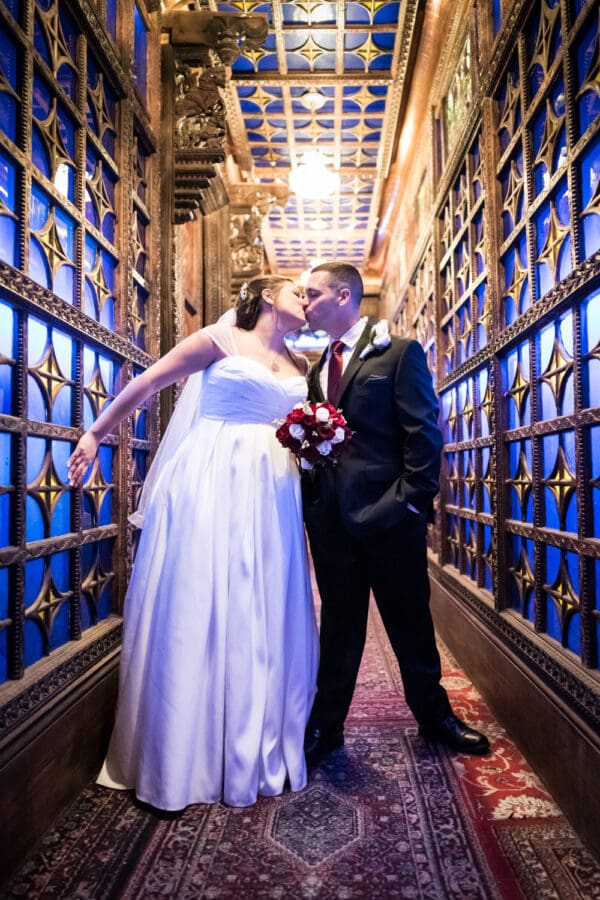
left=67, top=330, right=222, bottom=484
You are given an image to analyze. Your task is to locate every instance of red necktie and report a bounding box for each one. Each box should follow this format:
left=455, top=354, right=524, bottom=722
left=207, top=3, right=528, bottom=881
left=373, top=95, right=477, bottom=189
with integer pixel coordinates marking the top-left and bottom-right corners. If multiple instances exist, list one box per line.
left=327, top=340, right=345, bottom=407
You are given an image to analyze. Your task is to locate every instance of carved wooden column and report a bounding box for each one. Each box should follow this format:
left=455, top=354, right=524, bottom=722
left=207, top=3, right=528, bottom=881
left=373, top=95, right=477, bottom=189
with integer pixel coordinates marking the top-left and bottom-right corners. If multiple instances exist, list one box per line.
left=228, top=184, right=289, bottom=302
left=158, top=8, right=268, bottom=424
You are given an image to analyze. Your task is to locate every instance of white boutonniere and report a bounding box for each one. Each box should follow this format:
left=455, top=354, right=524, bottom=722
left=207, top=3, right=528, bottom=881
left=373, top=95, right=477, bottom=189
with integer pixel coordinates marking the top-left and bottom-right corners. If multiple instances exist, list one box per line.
left=359, top=320, right=392, bottom=360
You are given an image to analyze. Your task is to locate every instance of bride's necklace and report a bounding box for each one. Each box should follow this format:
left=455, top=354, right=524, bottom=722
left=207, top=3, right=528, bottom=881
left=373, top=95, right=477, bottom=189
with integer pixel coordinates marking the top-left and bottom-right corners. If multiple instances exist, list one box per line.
left=256, top=332, right=283, bottom=372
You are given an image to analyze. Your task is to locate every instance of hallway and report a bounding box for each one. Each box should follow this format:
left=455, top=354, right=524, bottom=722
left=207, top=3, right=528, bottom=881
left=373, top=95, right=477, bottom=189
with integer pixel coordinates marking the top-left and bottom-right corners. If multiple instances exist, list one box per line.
left=4, top=599, right=600, bottom=899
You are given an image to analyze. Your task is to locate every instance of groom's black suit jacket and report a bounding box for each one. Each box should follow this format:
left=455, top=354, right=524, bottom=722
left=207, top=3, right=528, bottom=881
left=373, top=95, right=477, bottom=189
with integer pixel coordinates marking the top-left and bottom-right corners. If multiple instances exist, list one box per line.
left=304, top=322, right=443, bottom=537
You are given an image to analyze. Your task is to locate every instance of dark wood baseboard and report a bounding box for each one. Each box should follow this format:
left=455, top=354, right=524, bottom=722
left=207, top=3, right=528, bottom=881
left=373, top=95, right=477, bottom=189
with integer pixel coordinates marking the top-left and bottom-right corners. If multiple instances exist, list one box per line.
left=1, top=636, right=120, bottom=885
left=430, top=571, right=600, bottom=862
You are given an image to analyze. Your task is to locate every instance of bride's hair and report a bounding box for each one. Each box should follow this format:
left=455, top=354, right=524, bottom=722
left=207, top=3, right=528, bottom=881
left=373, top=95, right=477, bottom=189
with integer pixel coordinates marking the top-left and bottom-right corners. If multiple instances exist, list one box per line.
left=235, top=275, right=294, bottom=330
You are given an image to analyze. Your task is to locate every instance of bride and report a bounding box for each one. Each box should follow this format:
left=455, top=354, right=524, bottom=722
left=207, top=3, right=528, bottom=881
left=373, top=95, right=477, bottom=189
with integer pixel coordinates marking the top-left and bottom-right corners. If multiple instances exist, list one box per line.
left=68, top=276, right=318, bottom=810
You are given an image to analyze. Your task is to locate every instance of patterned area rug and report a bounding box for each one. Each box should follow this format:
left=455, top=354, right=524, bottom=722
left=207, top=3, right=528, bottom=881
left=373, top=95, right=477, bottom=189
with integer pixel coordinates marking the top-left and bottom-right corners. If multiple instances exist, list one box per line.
left=4, top=602, right=600, bottom=900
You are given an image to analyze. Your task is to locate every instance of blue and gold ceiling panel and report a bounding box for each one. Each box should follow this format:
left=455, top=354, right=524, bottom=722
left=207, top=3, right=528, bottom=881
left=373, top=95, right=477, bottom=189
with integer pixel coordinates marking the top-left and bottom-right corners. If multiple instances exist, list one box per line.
left=212, top=0, right=420, bottom=275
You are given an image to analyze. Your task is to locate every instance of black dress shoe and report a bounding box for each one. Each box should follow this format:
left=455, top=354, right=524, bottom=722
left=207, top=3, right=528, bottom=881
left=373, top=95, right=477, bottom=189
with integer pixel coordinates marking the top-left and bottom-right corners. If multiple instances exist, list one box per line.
left=304, top=727, right=344, bottom=766
left=419, top=714, right=490, bottom=755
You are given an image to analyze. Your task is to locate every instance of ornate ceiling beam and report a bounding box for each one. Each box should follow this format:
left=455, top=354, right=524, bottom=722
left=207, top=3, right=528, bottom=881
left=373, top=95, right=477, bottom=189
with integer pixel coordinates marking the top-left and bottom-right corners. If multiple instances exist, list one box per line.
left=161, top=10, right=269, bottom=223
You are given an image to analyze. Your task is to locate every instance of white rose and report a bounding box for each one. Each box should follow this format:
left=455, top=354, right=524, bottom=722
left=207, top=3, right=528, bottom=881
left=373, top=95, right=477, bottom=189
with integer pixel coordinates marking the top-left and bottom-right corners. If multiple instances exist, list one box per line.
left=315, top=406, right=330, bottom=423
left=317, top=440, right=333, bottom=456
left=293, top=402, right=304, bottom=410
left=331, top=426, right=346, bottom=444
left=372, top=320, right=391, bottom=348
left=303, top=402, right=313, bottom=414
left=300, top=457, right=314, bottom=470
left=289, top=424, right=305, bottom=440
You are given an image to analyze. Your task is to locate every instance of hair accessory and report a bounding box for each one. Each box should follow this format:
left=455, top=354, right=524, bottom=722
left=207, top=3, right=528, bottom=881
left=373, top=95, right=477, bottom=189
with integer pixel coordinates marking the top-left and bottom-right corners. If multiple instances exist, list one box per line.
left=239, top=282, right=249, bottom=301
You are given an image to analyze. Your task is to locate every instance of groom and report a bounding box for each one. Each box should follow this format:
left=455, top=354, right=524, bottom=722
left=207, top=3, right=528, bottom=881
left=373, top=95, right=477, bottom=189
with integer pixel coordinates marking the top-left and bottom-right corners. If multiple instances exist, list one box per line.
left=302, top=261, right=489, bottom=764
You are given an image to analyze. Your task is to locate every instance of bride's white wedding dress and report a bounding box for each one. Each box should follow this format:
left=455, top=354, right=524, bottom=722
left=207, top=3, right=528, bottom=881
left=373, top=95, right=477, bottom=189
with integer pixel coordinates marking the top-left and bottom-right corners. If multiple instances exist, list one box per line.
left=97, top=323, right=318, bottom=809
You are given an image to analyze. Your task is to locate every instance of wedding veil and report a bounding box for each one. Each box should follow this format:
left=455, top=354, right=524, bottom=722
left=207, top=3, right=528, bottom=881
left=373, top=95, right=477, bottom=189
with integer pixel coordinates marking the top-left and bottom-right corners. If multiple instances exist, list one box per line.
left=129, top=307, right=237, bottom=528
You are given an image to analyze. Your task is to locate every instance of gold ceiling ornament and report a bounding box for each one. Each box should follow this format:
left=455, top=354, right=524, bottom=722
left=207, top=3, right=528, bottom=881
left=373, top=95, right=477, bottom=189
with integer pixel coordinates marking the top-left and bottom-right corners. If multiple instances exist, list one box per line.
left=506, top=360, right=530, bottom=422
left=83, top=364, right=111, bottom=417
left=542, top=444, right=577, bottom=526
left=529, top=0, right=561, bottom=78
left=83, top=457, right=113, bottom=521
left=538, top=202, right=570, bottom=279
left=539, top=334, right=573, bottom=409
left=544, top=554, right=580, bottom=635
left=27, top=448, right=68, bottom=527
left=510, top=544, right=535, bottom=606
left=535, top=98, right=566, bottom=177
left=510, top=449, right=533, bottom=513
left=28, top=340, right=72, bottom=408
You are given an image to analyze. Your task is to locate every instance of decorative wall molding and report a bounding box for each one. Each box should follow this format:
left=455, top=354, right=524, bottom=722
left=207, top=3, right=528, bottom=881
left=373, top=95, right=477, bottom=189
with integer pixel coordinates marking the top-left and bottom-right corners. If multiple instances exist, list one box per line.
left=0, top=621, right=122, bottom=740
left=429, top=561, right=600, bottom=732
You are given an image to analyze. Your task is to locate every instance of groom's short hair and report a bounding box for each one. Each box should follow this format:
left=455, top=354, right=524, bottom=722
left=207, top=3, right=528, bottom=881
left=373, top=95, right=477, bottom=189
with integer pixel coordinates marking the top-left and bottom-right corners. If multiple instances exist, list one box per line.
left=311, top=261, right=364, bottom=306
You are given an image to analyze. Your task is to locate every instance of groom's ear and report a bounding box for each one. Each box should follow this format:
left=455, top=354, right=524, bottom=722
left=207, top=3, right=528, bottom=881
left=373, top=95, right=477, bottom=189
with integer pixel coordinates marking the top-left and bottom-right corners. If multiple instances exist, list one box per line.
left=337, top=287, right=351, bottom=306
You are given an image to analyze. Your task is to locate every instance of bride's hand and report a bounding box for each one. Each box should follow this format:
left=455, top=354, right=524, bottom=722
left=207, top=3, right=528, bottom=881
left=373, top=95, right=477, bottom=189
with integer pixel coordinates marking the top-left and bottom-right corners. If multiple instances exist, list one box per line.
left=67, top=432, right=99, bottom=485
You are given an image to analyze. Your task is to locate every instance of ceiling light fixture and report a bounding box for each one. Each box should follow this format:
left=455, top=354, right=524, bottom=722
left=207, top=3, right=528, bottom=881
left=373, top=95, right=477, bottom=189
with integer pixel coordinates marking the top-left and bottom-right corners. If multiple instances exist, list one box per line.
left=300, top=88, right=327, bottom=111
left=289, top=150, right=340, bottom=200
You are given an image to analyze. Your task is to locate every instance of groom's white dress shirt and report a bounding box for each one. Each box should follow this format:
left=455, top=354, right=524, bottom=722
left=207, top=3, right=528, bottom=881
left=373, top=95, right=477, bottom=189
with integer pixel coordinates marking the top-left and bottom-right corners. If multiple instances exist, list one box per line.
left=319, top=317, right=367, bottom=399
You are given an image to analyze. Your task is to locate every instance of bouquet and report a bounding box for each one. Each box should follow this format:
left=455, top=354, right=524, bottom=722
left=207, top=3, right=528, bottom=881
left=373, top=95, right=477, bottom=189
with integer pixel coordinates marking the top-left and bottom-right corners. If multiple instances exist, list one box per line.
left=275, top=402, right=352, bottom=471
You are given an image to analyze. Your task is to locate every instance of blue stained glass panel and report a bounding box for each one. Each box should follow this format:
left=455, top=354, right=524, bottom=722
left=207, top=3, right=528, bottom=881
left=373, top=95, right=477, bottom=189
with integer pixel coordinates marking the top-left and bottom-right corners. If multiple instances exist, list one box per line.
left=508, top=439, right=533, bottom=521
left=583, top=289, right=600, bottom=410
left=0, top=151, right=18, bottom=266
left=481, top=447, right=491, bottom=514
left=0, top=630, right=6, bottom=687
left=590, top=426, right=600, bottom=540
left=504, top=342, right=531, bottom=428
left=33, top=13, right=51, bottom=66
left=50, top=549, right=69, bottom=592
left=48, top=598, right=70, bottom=651
left=0, top=358, right=11, bottom=414
left=106, top=0, right=117, bottom=39
left=31, top=125, right=51, bottom=179
left=0, top=568, right=9, bottom=619
left=0, top=32, right=18, bottom=142
left=2, top=0, right=19, bottom=20
left=544, top=548, right=580, bottom=653
left=24, top=556, right=44, bottom=606
left=579, top=137, right=600, bottom=261
left=133, top=3, right=147, bottom=101
left=30, top=184, right=49, bottom=231
left=23, top=618, right=44, bottom=667
left=575, top=18, right=600, bottom=138
left=0, top=430, right=11, bottom=547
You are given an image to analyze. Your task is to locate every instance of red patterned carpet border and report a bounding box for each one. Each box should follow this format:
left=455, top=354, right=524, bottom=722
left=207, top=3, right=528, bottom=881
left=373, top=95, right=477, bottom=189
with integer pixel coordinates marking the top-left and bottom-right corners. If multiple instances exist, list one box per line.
left=4, top=601, right=600, bottom=900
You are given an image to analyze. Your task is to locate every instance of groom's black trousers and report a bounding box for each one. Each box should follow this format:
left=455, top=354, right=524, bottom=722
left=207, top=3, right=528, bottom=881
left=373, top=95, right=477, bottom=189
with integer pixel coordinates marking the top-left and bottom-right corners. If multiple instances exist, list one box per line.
left=305, top=505, right=453, bottom=734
